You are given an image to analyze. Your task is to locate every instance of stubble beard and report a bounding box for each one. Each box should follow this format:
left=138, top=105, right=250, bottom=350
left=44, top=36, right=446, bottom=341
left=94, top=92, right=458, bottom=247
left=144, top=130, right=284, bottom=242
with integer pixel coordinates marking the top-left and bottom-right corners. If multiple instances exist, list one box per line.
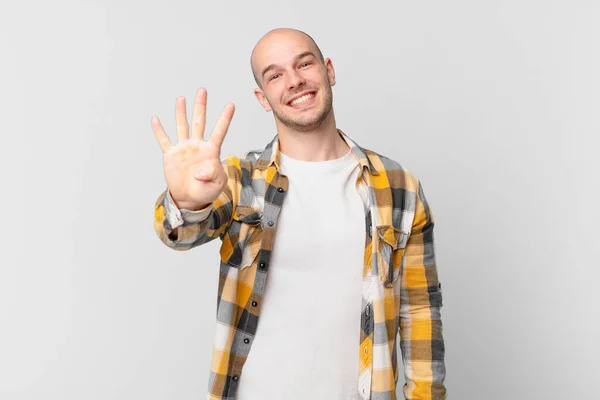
left=271, top=83, right=334, bottom=133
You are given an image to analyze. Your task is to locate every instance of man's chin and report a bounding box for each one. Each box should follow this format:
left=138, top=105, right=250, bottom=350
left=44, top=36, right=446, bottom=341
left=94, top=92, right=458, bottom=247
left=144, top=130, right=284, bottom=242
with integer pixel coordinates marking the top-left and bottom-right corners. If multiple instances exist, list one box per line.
left=273, top=102, right=332, bottom=132
left=281, top=116, right=327, bottom=132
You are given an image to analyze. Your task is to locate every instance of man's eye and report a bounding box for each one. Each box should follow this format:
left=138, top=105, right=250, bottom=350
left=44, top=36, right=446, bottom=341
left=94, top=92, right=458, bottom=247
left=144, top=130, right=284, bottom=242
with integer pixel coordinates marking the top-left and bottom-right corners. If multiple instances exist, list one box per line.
left=301, top=62, right=311, bottom=67
left=270, top=74, right=280, bottom=81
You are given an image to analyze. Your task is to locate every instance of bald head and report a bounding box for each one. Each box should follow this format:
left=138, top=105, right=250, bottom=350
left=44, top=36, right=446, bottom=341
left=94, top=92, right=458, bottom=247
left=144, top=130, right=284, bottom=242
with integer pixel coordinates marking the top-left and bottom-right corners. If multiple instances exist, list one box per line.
left=250, top=28, right=324, bottom=88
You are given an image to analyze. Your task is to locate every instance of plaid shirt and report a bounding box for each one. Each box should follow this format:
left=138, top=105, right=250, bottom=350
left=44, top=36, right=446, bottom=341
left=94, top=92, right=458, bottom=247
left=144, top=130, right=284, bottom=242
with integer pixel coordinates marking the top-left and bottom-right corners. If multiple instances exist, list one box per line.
left=153, top=129, right=447, bottom=400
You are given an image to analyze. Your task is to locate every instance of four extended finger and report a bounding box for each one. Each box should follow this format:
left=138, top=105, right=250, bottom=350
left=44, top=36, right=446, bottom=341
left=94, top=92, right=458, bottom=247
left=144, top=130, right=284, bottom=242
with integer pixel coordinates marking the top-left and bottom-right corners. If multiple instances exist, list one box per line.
left=175, top=96, right=189, bottom=142
left=210, top=103, right=235, bottom=151
left=191, top=88, right=207, bottom=140
left=151, top=116, right=172, bottom=153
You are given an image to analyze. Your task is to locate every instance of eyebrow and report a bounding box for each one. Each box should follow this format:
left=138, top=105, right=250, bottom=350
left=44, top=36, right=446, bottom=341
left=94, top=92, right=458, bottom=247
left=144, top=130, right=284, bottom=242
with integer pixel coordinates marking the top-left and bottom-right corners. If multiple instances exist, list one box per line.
left=261, top=51, right=317, bottom=79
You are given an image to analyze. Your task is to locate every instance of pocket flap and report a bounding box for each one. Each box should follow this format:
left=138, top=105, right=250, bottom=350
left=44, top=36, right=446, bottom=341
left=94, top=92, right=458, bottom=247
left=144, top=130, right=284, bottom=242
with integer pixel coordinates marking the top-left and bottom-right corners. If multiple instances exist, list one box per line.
left=376, top=225, right=408, bottom=250
left=222, top=205, right=263, bottom=269
left=233, top=205, right=263, bottom=225
left=375, top=225, right=409, bottom=287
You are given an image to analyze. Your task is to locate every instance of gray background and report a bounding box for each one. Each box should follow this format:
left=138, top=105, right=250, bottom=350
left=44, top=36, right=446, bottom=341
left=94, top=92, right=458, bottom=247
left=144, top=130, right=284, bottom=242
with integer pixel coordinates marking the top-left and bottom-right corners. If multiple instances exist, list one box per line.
left=2, top=0, right=599, bottom=398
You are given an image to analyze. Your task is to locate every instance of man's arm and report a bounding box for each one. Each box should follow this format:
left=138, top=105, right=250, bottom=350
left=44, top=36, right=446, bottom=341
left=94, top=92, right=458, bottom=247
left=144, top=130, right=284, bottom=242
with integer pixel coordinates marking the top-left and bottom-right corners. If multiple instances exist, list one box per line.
left=151, top=88, right=239, bottom=251
left=153, top=156, right=239, bottom=251
left=399, top=180, right=447, bottom=399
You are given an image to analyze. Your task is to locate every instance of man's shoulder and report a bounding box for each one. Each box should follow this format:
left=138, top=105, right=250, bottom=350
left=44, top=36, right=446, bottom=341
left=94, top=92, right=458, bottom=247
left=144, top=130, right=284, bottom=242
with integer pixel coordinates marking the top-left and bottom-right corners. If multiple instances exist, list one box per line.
left=219, top=133, right=277, bottom=171
left=219, top=149, right=264, bottom=169
left=361, top=146, right=421, bottom=191
left=220, top=138, right=422, bottom=192
left=218, top=148, right=270, bottom=188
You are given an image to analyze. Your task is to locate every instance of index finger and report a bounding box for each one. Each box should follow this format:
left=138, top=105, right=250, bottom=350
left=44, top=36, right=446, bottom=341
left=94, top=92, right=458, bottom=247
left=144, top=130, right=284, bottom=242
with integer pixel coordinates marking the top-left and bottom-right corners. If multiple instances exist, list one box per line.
left=151, top=116, right=172, bottom=153
left=209, top=103, right=235, bottom=151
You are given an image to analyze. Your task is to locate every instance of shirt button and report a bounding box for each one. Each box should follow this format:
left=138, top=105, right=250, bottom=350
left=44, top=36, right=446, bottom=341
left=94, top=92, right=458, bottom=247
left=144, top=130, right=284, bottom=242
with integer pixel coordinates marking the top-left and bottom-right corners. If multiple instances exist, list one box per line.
left=364, top=346, right=368, bottom=355
left=251, top=301, right=258, bottom=307
left=365, top=305, right=370, bottom=317
left=267, top=221, right=274, bottom=226
left=277, top=187, right=284, bottom=193
left=232, top=376, right=239, bottom=382
left=243, top=338, right=250, bottom=344
left=259, top=262, right=266, bottom=269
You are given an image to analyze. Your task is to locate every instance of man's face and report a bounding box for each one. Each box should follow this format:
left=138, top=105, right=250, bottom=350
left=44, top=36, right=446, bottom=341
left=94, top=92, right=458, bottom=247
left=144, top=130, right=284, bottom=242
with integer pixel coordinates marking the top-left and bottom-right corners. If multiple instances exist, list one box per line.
left=252, top=34, right=336, bottom=132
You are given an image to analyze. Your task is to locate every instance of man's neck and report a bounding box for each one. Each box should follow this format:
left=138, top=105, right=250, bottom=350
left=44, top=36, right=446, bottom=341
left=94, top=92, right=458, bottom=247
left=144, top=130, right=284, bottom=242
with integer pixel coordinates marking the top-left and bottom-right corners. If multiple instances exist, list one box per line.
left=275, top=114, right=349, bottom=162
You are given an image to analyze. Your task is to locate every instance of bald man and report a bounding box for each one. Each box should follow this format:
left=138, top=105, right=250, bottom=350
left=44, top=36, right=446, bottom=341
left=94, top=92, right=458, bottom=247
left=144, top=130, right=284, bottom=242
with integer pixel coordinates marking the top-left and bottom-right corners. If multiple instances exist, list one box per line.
left=152, top=28, right=447, bottom=400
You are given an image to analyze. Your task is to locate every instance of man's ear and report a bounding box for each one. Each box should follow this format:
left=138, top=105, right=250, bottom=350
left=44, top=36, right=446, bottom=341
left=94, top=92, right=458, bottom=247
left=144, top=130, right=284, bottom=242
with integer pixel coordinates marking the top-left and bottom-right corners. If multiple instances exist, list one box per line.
left=254, top=88, right=272, bottom=112
left=325, top=58, right=336, bottom=87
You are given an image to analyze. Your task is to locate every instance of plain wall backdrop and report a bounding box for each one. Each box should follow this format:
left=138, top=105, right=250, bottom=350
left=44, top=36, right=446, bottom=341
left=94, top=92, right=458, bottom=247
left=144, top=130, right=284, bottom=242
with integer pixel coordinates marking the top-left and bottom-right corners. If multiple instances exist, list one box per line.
left=2, top=0, right=599, bottom=398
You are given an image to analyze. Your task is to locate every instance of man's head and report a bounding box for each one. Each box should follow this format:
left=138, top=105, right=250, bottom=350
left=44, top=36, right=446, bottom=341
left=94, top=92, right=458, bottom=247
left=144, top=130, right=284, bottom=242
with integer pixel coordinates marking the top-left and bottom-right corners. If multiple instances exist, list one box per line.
left=250, top=28, right=336, bottom=133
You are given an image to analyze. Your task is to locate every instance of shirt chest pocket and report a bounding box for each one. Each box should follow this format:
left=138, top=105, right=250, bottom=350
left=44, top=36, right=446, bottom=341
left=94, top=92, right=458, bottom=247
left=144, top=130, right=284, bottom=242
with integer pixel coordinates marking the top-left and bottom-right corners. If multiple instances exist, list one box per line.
left=376, top=225, right=409, bottom=287
left=220, top=205, right=263, bottom=269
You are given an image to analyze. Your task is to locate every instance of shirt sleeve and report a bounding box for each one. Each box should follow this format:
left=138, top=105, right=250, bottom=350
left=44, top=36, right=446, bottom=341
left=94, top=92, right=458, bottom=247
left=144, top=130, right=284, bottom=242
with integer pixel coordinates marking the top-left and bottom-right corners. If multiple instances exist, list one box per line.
left=164, top=188, right=214, bottom=228
left=399, top=180, right=447, bottom=400
left=153, top=156, right=239, bottom=251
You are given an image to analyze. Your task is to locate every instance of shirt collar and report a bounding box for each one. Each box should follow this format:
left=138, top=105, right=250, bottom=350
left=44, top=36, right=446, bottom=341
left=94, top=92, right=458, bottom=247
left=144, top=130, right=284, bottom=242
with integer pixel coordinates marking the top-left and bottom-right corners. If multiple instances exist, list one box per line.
left=254, top=128, right=379, bottom=176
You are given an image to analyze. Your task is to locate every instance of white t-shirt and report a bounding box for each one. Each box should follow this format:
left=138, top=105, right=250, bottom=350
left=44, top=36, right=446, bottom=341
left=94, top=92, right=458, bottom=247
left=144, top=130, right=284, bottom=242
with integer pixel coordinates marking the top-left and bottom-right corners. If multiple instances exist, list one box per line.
left=236, top=147, right=366, bottom=399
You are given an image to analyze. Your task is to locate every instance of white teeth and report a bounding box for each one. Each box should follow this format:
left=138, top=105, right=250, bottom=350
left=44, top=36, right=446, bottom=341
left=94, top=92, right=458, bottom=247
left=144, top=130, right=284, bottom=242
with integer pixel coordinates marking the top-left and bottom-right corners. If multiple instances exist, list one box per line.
left=290, top=93, right=315, bottom=106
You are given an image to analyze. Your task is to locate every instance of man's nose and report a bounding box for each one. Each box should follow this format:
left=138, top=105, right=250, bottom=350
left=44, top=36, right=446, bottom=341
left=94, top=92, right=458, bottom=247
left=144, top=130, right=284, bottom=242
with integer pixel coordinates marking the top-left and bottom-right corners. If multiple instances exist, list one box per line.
left=286, top=69, right=306, bottom=91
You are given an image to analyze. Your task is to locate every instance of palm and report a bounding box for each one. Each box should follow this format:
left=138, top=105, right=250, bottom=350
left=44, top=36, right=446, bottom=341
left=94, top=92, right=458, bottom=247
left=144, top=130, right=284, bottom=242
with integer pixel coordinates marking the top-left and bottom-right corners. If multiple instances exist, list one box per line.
left=152, top=88, right=235, bottom=209
left=163, top=139, right=225, bottom=206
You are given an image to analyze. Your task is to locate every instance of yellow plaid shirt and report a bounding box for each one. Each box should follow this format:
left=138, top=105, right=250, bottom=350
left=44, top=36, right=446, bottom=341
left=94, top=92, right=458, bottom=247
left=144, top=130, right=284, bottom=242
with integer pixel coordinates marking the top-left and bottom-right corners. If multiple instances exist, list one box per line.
left=154, top=129, right=447, bottom=399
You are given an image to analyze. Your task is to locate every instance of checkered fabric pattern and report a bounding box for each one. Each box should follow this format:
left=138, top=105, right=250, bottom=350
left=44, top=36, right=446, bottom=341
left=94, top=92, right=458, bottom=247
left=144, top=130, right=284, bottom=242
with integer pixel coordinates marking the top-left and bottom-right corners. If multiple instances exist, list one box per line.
left=153, top=129, right=446, bottom=399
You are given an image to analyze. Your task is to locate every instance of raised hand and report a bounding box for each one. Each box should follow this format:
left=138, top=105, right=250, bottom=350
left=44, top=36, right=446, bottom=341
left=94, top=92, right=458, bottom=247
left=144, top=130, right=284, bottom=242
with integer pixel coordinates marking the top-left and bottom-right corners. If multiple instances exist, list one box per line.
left=152, top=88, right=235, bottom=211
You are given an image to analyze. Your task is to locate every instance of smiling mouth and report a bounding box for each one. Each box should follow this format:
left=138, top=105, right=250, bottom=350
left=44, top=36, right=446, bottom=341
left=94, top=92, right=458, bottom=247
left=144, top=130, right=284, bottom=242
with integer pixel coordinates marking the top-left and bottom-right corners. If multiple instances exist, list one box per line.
left=287, top=92, right=317, bottom=108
